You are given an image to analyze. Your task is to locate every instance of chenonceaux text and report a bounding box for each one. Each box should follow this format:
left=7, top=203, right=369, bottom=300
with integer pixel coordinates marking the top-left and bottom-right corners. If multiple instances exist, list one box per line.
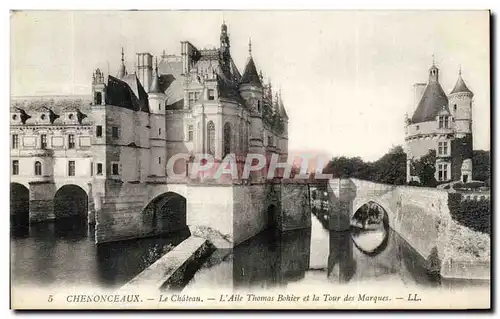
left=66, top=294, right=141, bottom=303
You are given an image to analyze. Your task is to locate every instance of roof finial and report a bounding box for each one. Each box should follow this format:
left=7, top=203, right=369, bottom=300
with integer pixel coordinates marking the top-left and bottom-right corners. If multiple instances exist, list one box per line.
left=121, top=47, right=125, bottom=64
left=248, top=37, right=252, bottom=56
left=459, top=64, right=462, bottom=76
left=432, top=54, right=435, bottom=66
left=222, top=12, right=225, bottom=24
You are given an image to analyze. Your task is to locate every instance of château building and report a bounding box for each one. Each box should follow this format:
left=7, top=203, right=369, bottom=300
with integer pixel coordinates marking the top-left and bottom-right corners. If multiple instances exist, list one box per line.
left=405, top=61, right=474, bottom=184
left=10, top=21, right=289, bottom=231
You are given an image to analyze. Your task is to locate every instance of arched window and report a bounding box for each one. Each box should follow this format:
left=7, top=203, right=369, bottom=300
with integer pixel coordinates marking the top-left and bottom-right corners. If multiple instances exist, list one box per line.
left=34, top=161, right=42, bottom=176
left=94, top=92, right=102, bottom=105
left=239, top=125, right=244, bottom=155
left=207, top=121, right=215, bottom=155
left=223, top=122, right=231, bottom=157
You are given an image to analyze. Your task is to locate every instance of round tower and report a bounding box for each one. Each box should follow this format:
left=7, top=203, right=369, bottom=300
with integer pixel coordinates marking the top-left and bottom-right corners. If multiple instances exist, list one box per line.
left=449, top=68, right=473, bottom=137
left=449, top=68, right=474, bottom=182
left=148, top=57, right=167, bottom=177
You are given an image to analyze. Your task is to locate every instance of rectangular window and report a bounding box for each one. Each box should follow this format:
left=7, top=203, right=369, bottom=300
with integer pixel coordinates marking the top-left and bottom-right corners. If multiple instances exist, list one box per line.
left=112, top=127, right=119, bottom=139
left=188, top=92, right=196, bottom=106
left=112, top=163, right=119, bottom=175
left=438, top=163, right=448, bottom=181
left=438, top=116, right=444, bottom=128
left=159, top=128, right=162, bottom=136
left=12, top=160, right=19, bottom=175
left=444, top=117, right=449, bottom=128
left=438, top=141, right=448, bottom=156
left=158, top=157, right=161, bottom=164
left=90, top=162, right=93, bottom=176
left=97, top=163, right=103, bottom=176
left=96, top=125, right=103, bottom=137
left=41, top=134, right=47, bottom=149
left=195, top=92, right=200, bottom=101
left=208, top=89, right=215, bottom=100
left=68, top=134, right=75, bottom=149
left=12, top=134, right=19, bottom=149
left=68, top=160, right=75, bottom=176
left=188, top=125, right=194, bottom=141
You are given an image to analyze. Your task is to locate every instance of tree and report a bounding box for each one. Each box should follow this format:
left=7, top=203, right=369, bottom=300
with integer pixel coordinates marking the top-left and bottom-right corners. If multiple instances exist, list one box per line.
left=411, top=150, right=437, bottom=187
left=472, top=150, right=490, bottom=185
left=370, top=145, right=407, bottom=185
left=322, top=145, right=407, bottom=185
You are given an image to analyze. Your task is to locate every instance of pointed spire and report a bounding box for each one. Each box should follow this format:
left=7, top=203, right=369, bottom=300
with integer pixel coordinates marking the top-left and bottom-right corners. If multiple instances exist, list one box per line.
left=240, top=39, right=262, bottom=88
left=450, top=67, right=473, bottom=95
left=278, top=89, right=288, bottom=120
left=149, top=56, right=162, bottom=94
left=428, top=55, right=439, bottom=83
left=117, top=47, right=127, bottom=78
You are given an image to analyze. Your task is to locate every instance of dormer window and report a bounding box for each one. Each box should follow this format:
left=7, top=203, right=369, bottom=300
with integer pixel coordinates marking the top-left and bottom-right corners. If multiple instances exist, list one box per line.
left=208, top=89, right=215, bottom=101
left=40, top=114, right=46, bottom=120
left=438, top=115, right=449, bottom=129
left=12, top=114, right=17, bottom=120
left=68, top=113, right=74, bottom=120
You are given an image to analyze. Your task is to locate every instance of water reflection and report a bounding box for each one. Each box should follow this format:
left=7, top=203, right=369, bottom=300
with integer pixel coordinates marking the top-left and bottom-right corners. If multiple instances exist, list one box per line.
left=187, top=214, right=445, bottom=290
left=11, top=218, right=190, bottom=288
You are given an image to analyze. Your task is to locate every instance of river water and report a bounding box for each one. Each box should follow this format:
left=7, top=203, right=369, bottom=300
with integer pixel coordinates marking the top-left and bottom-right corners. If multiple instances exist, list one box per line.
left=10, top=218, right=190, bottom=288
left=11, top=214, right=488, bottom=291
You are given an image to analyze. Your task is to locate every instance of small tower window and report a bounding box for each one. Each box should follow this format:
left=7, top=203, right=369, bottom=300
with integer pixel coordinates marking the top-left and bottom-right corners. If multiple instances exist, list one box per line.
left=12, top=160, right=19, bottom=175
left=96, top=125, right=103, bottom=137
left=97, top=163, right=103, bottom=175
left=159, top=103, right=161, bottom=111
left=40, top=114, right=46, bottom=120
left=208, top=89, right=215, bottom=101
left=188, top=125, right=194, bottom=141
left=159, top=128, right=161, bottom=136
left=40, top=134, right=47, bottom=149
left=158, top=157, right=161, bottom=164
left=94, top=92, right=102, bottom=105
left=453, top=104, right=457, bottom=112
left=257, top=100, right=261, bottom=112
left=68, top=114, right=74, bottom=120
left=34, top=161, right=42, bottom=176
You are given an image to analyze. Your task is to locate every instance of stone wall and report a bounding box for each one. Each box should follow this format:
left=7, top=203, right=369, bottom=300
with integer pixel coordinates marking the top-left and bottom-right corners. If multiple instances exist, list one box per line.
left=329, top=178, right=490, bottom=280
left=186, top=184, right=235, bottom=248
left=232, top=184, right=268, bottom=246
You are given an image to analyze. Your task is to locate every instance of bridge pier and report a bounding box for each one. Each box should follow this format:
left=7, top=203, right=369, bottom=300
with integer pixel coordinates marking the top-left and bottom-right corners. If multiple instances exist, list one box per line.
left=28, top=182, right=56, bottom=222
left=327, top=179, right=357, bottom=231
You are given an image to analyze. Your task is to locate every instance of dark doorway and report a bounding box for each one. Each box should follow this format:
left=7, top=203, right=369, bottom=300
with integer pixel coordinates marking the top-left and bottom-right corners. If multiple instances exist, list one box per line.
left=267, top=204, right=278, bottom=229
left=10, top=183, right=30, bottom=228
left=463, top=175, right=468, bottom=183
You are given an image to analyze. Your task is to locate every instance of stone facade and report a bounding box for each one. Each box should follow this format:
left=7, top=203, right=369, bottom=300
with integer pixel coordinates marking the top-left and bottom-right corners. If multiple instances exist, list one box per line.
left=405, top=62, right=474, bottom=184
left=10, top=22, right=292, bottom=247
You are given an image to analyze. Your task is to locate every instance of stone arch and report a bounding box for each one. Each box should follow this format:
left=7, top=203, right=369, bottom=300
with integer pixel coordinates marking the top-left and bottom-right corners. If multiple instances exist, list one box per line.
left=10, top=182, right=30, bottom=227
left=351, top=200, right=390, bottom=229
left=142, top=191, right=187, bottom=234
left=53, top=184, right=88, bottom=219
left=350, top=200, right=390, bottom=256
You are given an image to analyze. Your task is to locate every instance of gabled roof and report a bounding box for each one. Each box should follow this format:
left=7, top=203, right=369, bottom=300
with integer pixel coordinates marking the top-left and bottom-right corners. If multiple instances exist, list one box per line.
left=411, top=81, right=449, bottom=123
left=450, top=74, right=473, bottom=95
left=240, top=57, right=262, bottom=88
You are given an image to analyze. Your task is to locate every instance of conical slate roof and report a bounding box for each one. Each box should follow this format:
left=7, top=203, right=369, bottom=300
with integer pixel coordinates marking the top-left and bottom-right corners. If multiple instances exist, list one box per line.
left=411, top=81, right=449, bottom=123
left=279, top=96, right=288, bottom=120
left=450, top=74, right=473, bottom=95
left=240, top=57, right=262, bottom=88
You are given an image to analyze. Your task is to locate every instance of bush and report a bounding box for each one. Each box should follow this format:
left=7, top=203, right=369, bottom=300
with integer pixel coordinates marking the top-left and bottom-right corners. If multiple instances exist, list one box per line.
left=448, top=193, right=490, bottom=235
left=453, top=182, right=465, bottom=190
left=407, top=181, right=420, bottom=187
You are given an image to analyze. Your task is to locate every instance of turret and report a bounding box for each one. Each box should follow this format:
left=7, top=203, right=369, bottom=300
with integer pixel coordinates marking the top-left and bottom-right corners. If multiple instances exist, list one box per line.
left=91, top=68, right=106, bottom=106
left=239, top=38, right=265, bottom=178
left=219, top=20, right=231, bottom=75
left=449, top=68, right=473, bottom=136
left=117, top=47, right=127, bottom=79
left=148, top=57, right=167, bottom=177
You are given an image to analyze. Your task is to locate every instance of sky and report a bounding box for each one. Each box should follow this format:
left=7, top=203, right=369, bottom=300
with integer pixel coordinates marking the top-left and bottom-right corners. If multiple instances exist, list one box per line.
left=10, top=10, right=490, bottom=161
